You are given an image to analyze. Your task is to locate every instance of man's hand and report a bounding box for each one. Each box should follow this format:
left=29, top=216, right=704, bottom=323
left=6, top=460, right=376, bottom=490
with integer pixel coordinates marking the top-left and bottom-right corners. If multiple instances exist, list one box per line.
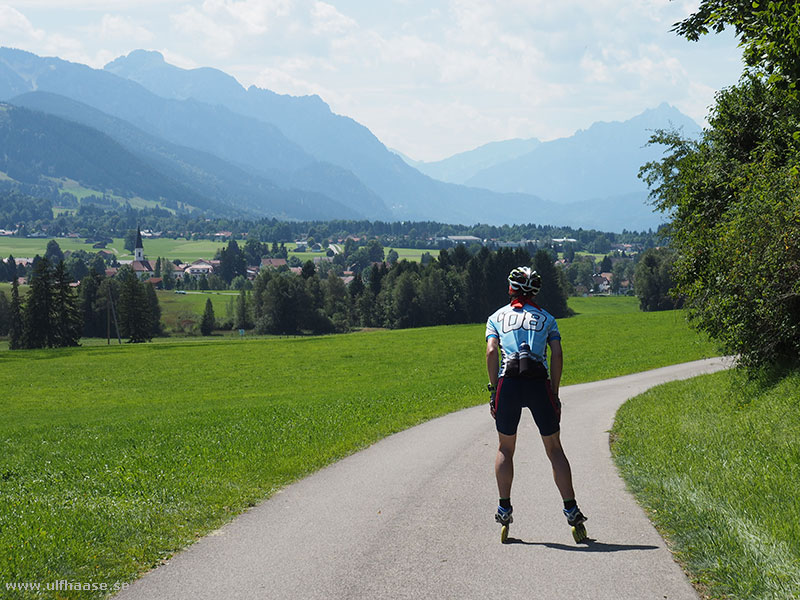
left=489, top=391, right=497, bottom=419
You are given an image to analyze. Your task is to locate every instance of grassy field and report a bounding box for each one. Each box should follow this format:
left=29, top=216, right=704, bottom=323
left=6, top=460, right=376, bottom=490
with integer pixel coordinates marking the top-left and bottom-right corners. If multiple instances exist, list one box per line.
left=612, top=370, right=800, bottom=599
left=0, top=237, right=433, bottom=264
left=157, top=290, right=239, bottom=332
left=0, top=284, right=237, bottom=336
left=0, top=237, right=228, bottom=263
left=0, top=298, right=720, bottom=598
left=389, top=247, right=429, bottom=262
left=0, top=238, right=102, bottom=259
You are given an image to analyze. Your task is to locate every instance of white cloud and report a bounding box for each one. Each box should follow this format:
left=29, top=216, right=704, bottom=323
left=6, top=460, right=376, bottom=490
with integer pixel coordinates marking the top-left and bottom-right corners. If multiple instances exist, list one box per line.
left=171, top=5, right=238, bottom=56
left=580, top=52, right=612, bottom=83
left=97, top=14, right=154, bottom=42
left=0, top=4, right=45, bottom=41
left=311, top=2, right=356, bottom=35
left=199, top=0, right=292, bottom=35
left=0, top=0, right=744, bottom=160
left=6, top=0, right=182, bottom=7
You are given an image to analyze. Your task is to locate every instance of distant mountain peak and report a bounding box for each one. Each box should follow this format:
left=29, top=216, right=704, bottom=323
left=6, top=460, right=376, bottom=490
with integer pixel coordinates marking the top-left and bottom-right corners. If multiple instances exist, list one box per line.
left=105, top=49, right=166, bottom=70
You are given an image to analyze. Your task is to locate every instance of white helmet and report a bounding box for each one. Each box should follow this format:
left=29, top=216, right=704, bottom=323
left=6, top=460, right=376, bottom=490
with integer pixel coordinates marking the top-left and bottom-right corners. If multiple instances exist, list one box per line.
left=508, top=266, right=541, bottom=295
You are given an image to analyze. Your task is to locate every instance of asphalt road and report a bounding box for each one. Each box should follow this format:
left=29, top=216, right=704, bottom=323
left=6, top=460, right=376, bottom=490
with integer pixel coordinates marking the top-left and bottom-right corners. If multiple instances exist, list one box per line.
left=116, top=357, right=731, bottom=600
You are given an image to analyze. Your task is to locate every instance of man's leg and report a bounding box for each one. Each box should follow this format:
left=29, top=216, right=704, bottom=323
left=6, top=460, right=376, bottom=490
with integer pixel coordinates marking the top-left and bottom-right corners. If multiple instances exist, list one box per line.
left=540, top=431, right=575, bottom=501
left=495, top=433, right=517, bottom=498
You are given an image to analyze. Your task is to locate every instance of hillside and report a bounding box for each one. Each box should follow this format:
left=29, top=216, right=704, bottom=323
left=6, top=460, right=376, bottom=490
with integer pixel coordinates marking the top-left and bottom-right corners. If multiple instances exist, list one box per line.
left=0, top=102, right=222, bottom=212
left=0, top=48, right=387, bottom=221
left=103, top=50, right=558, bottom=225
left=9, top=92, right=362, bottom=221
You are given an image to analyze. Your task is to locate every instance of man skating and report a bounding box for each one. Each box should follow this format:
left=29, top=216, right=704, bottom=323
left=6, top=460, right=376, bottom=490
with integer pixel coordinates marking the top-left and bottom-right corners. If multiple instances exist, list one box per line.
left=485, top=266, right=587, bottom=542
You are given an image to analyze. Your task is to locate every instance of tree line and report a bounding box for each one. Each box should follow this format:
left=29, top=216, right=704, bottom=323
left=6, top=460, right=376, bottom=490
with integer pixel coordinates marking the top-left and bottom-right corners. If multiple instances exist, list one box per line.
left=211, top=246, right=571, bottom=337
left=0, top=188, right=662, bottom=252
left=0, top=260, right=161, bottom=349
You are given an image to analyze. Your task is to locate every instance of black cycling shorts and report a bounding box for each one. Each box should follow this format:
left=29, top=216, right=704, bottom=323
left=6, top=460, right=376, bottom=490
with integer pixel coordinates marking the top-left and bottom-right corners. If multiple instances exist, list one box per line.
left=494, top=376, right=561, bottom=437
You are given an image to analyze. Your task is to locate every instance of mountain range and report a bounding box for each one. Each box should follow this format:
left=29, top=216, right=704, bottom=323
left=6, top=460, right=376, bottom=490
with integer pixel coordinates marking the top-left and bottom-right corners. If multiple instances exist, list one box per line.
left=0, top=47, right=701, bottom=231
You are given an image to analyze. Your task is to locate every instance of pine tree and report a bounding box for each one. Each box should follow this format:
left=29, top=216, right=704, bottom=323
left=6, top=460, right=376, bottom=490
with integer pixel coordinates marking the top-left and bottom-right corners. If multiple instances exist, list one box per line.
left=79, top=268, right=105, bottom=338
left=23, top=257, right=54, bottom=348
left=8, top=278, right=22, bottom=350
left=0, top=290, right=9, bottom=336
left=52, top=260, right=82, bottom=347
left=234, top=289, right=249, bottom=330
left=116, top=268, right=153, bottom=342
left=200, top=298, right=215, bottom=336
left=6, top=254, right=16, bottom=283
left=145, top=282, right=162, bottom=336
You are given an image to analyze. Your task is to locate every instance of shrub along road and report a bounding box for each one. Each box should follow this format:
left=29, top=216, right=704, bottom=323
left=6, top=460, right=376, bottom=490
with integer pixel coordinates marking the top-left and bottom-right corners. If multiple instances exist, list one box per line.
left=115, top=357, right=730, bottom=600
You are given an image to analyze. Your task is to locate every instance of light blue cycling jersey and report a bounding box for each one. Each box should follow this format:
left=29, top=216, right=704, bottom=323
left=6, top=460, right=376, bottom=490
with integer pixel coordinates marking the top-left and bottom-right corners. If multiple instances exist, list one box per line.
left=486, top=301, right=561, bottom=376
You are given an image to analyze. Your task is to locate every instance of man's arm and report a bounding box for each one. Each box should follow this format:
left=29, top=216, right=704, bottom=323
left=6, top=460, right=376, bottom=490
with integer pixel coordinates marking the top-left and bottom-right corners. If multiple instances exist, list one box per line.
left=548, top=338, right=563, bottom=397
left=486, top=336, right=500, bottom=388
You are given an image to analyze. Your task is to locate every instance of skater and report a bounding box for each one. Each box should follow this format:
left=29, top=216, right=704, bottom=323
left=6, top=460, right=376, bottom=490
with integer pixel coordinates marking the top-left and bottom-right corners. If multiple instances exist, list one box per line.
left=485, top=266, right=587, bottom=542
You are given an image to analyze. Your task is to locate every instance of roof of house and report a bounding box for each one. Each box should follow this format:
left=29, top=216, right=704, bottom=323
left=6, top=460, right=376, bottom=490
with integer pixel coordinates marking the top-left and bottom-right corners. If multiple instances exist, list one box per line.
left=261, top=258, right=288, bottom=267
left=132, top=260, right=153, bottom=272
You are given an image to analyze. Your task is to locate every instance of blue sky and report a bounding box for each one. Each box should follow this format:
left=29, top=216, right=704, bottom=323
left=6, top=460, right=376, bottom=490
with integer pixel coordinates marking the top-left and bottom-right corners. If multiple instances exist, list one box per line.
left=2, top=1, right=744, bottom=161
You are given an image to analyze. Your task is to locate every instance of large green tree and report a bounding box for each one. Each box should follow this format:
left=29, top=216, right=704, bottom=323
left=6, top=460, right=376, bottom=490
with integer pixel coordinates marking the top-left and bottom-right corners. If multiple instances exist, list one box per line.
left=640, top=2, right=800, bottom=369
left=200, top=298, right=215, bottom=336
left=8, top=278, right=23, bottom=349
left=0, top=290, right=9, bottom=336
left=634, top=248, right=681, bottom=312
left=533, top=250, right=571, bottom=318
left=79, top=268, right=106, bottom=338
left=116, top=268, right=153, bottom=343
left=23, top=257, right=55, bottom=348
left=675, top=1, right=800, bottom=88
left=51, top=260, right=82, bottom=347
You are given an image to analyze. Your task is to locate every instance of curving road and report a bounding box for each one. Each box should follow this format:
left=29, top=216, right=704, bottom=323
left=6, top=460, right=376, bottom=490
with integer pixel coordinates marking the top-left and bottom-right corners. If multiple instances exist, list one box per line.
left=116, top=357, right=731, bottom=600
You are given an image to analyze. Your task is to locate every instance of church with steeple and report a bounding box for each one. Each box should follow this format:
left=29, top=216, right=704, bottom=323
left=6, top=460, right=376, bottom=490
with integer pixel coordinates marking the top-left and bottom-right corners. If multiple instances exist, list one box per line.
left=131, top=228, right=154, bottom=279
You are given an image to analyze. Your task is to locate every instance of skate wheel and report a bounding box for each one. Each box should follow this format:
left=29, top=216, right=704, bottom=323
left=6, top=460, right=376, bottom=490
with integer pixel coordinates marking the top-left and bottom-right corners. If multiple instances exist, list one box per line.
left=500, top=524, right=509, bottom=544
left=571, top=524, right=587, bottom=543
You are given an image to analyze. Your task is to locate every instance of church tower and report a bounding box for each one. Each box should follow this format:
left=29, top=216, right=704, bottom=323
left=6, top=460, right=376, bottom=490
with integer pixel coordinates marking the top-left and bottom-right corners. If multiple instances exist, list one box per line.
left=134, top=228, right=145, bottom=262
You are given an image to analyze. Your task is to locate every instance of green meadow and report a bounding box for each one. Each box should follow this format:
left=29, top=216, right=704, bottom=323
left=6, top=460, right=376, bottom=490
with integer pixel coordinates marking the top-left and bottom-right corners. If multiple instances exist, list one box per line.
left=0, top=237, right=227, bottom=263
left=156, top=290, right=239, bottom=333
left=0, top=298, right=720, bottom=598
left=0, top=236, right=428, bottom=264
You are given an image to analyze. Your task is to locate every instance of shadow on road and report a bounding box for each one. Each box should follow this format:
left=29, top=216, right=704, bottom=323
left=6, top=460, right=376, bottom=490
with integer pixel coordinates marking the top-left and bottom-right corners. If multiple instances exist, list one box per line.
left=505, top=537, right=659, bottom=553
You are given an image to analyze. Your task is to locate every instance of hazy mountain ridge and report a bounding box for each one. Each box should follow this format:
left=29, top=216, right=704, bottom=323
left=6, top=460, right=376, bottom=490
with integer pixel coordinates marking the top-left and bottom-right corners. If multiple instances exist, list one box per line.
left=103, top=50, right=556, bottom=225
left=9, top=91, right=360, bottom=220
left=464, top=103, right=701, bottom=203
left=0, top=101, right=225, bottom=213
left=406, top=138, right=542, bottom=184
left=0, top=47, right=385, bottom=220
left=0, top=47, right=698, bottom=230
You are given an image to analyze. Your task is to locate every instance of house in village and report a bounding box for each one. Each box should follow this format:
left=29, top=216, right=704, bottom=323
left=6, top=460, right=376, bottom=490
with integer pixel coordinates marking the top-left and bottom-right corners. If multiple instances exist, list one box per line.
left=261, top=258, right=287, bottom=269
left=592, top=272, right=613, bottom=294
left=183, top=259, right=215, bottom=278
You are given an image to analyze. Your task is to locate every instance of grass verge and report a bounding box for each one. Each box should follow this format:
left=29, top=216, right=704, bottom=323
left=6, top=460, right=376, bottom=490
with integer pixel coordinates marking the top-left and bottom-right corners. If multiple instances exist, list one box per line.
left=611, top=370, right=800, bottom=600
